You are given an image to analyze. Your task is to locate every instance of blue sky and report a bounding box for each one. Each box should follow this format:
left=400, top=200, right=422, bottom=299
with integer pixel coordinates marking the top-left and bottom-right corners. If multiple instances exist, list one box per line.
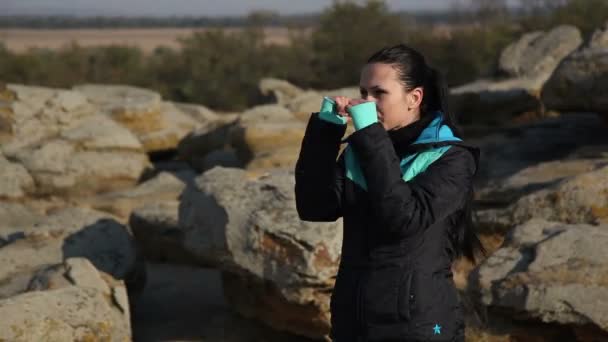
left=2, top=0, right=467, bottom=16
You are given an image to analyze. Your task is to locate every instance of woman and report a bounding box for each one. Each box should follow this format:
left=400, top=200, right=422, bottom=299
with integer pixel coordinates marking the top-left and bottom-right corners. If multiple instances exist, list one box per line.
left=295, top=44, right=485, bottom=341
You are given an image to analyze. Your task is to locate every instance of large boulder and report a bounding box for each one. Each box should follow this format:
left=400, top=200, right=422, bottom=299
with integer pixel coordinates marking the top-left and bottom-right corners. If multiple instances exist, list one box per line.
left=131, top=167, right=342, bottom=339
left=499, top=26, right=584, bottom=79
left=1, top=84, right=150, bottom=197
left=542, top=21, right=608, bottom=121
left=451, top=25, right=582, bottom=125
left=469, top=219, right=608, bottom=338
left=0, top=257, right=131, bottom=341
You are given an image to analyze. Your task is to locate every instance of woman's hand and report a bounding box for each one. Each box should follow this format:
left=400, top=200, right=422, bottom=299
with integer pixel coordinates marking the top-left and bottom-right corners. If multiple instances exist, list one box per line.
left=331, top=96, right=352, bottom=123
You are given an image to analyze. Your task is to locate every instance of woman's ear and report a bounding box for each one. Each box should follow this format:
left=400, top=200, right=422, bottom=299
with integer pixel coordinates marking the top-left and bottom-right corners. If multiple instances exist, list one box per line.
left=407, top=87, right=424, bottom=110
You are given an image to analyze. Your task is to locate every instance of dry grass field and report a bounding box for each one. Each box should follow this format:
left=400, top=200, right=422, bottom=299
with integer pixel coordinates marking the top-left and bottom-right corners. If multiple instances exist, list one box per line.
left=0, top=27, right=303, bottom=53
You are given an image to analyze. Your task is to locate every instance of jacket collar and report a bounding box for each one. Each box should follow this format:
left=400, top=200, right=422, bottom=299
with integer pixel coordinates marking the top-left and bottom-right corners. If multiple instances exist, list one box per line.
left=389, top=111, right=462, bottom=156
left=340, top=111, right=463, bottom=156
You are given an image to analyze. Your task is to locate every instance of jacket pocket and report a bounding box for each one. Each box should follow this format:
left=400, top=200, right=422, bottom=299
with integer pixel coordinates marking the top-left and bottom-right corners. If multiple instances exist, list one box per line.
left=397, top=270, right=414, bottom=321
left=361, top=266, right=401, bottom=324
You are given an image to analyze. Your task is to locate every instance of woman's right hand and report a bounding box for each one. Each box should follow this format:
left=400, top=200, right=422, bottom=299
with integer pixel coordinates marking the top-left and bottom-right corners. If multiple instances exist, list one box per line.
left=330, top=96, right=352, bottom=123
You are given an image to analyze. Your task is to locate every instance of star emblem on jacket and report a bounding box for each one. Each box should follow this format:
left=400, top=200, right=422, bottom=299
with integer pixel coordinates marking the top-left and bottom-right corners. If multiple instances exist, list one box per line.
left=433, top=323, right=442, bottom=335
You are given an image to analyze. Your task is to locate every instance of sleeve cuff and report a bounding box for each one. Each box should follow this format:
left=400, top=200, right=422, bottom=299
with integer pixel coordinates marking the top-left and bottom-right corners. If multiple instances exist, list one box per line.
left=318, top=96, right=347, bottom=125
left=348, top=101, right=378, bottom=130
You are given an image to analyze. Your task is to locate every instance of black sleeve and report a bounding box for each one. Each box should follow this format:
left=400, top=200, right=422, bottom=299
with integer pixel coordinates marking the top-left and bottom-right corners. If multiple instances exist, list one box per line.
left=295, top=112, right=347, bottom=222
left=347, top=122, right=476, bottom=237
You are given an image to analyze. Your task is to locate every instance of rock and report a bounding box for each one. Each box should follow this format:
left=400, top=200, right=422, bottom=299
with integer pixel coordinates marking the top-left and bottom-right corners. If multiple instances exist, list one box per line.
left=0, top=202, right=45, bottom=240
left=173, top=101, right=221, bottom=123
left=476, top=158, right=608, bottom=206
left=471, top=113, right=608, bottom=189
left=258, top=78, right=359, bottom=116
left=3, top=84, right=95, bottom=156
left=451, top=25, right=582, bottom=125
left=450, top=78, right=543, bottom=125
left=499, top=25, right=582, bottom=79
left=230, top=105, right=306, bottom=171
left=285, top=87, right=360, bottom=116
left=74, top=85, right=215, bottom=152
left=0, top=207, right=145, bottom=296
left=132, top=263, right=313, bottom=342
left=259, top=78, right=305, bottom=106
left=0, top=150, right=34, bottom=199
left=74, top=84, right=163, bottom=134
left=60, top=112, right=143, bottom=150
left=477, top=163, right=608, bottom=234
left=469, top=219, right=608, bottom=335
left=86, top=171, right=189, bottom=220
left=1, top=84, right=150, bottom=197
left=137, top=101, right=201, bottom=152
left=130, top=200, right=199, bottom=264
left=0, top=258, right=131, bottom=341
left=11, top=138, right=149, bottom=196
left=589, top=21, right=608, bottom=49
left=542, top=22, right=608, bottom=120
left=170, top=167, right=342, bottom=338
left=177, top=115, right=239, bottom=171
left=191, top=149, right=243, bottom=173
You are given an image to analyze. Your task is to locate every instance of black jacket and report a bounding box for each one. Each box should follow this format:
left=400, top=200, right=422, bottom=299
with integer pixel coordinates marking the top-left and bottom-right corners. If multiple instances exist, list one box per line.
left=295, top=112, right=479, bottom=341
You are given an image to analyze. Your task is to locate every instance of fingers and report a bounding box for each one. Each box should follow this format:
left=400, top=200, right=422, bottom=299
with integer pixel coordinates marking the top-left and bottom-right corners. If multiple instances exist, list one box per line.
left=333, top=96, right=351, bottom=116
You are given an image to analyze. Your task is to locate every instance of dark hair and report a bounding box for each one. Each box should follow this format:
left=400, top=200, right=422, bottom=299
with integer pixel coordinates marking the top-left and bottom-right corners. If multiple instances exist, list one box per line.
left=367, top=44, right=486, bottom=264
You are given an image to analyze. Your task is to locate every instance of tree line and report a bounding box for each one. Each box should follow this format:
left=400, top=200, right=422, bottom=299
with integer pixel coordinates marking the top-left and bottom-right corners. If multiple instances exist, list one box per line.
left=0, top=0, right=605, bottom=111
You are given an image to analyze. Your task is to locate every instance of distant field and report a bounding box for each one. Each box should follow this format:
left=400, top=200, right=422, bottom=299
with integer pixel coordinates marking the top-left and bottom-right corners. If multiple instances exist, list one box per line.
left=0, top=27, right=302, bottom=53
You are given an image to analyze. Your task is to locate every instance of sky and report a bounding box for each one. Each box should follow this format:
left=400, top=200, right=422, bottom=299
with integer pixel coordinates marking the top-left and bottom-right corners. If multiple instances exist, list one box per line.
left=1, top=0, right=468, bottom=17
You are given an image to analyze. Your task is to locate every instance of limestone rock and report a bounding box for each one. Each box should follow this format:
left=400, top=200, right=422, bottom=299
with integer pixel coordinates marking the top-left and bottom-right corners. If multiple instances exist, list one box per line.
left=469, top=219, right=608, bottom=332
left=0, top=258, right=131, bottom=341
left=542, top=22, right=608, bottom=120
left=0, top=150, right=34, bottom=199
left=0, top=207, right=144, bottom=296
left=451, top=25, right=582, bottom=125
left=86, top=171, right=190, bottom=220
left=1, top=84, right=150, bottom=197
left=148, top=167, right=343, bottom=338
left=499, top=25, right=582, bottom=78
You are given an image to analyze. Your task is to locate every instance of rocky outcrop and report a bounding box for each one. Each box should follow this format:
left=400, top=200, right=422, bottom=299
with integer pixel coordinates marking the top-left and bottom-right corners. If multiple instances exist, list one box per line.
left=451, top=25, right=582, bottom=125
left=542, top=21, right=608, bottom=121
left=468, top=219, right=608, bottom=339
left=0, top=257, right=132, bottom=341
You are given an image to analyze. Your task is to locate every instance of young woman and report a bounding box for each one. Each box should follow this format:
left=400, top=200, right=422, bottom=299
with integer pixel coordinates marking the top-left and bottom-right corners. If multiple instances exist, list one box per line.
left=295, top=44, right=485, bottom=341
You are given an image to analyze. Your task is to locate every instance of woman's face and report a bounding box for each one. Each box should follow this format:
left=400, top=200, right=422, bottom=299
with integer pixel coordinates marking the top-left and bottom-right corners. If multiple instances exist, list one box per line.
left=359, top=62, right=422, bottom=130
